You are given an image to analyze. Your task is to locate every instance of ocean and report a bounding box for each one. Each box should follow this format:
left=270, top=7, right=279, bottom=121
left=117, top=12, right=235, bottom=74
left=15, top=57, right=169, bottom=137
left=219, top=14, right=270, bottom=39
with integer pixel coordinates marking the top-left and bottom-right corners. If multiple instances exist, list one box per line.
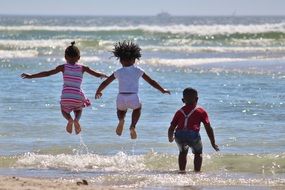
left=0, top=15, right=284, bottom=189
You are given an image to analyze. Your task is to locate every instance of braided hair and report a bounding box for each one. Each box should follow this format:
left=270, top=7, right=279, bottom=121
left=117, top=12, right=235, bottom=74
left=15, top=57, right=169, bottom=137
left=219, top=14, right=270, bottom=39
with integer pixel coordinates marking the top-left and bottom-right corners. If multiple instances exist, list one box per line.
left=65, top=41, right=80, bottom=58
left=112, top=41, right=141, bottom=60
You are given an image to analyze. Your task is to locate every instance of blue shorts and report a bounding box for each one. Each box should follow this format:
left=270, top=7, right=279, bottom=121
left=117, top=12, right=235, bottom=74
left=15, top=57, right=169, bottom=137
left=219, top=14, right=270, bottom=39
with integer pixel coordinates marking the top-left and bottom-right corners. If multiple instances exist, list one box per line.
left=175, top=130, right=203, bottom=154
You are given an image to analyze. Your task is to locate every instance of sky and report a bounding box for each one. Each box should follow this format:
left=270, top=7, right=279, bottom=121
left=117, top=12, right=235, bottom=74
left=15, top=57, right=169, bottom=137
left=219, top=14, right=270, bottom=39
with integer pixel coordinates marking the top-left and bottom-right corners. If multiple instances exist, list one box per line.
left=0, top=0, right=284, bottom=16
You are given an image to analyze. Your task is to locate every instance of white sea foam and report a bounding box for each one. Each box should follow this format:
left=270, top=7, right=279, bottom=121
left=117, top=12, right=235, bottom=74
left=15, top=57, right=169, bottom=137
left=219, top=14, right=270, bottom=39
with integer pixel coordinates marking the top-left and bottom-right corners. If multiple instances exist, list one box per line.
left=12, top=152, right=285, bottom=187
left=107, top=173, right=284, bottom=188
left=143, top=45, right=285, bottom=53
left=15, top=152, right=147, bottom=172
left=1, top=23, right=285, bottom=35
left=14, top=152, right=285, bottom=173
left=80, top=56, right=101, bottom=62
left=0, top=39, right=113, bottom=51
left=0, top=38, right=284, bottom=57
left=144, top=57, right=247, bottom=67
left=0, top=50, right=38, bottom=58
left=0, top=43, right=283, bottom=62
left=0, top=39, right=72, bottom=49
left=165, top=38, right=283, bottom=47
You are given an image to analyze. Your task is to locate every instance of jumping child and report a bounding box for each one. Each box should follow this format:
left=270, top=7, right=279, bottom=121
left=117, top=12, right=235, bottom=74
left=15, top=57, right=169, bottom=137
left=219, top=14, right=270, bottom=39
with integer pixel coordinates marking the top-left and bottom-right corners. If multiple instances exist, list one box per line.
left=168, top=87, right=219, bottom=173
left=95, top=41, right=170, bottom=139
left=21, top=41, right=107, bottom=134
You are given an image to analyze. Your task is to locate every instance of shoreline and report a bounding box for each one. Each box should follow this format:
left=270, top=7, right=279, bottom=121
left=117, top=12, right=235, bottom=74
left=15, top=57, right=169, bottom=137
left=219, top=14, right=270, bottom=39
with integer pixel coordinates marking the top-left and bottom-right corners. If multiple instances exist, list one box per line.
left=0, top=176, right=122, bottom=190
left=0, top=175, right=284, bottom=190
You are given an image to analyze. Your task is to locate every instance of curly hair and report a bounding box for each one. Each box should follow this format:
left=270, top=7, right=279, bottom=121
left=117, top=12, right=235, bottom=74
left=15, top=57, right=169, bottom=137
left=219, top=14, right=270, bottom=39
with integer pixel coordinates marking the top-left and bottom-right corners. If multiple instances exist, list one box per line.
left=112, top=41, right=141, bottom=60
left=65, top=41, right=80, bottom=58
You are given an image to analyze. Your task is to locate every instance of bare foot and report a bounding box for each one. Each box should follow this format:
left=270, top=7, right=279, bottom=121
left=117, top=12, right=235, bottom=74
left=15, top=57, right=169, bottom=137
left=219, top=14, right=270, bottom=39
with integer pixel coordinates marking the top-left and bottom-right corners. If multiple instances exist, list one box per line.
left=66, top=119, right=73, bottom=134
left=74, top=120, right=81, bottom=135
left=130, top=127, right=137, bottom=139
left=116, top=120, right=124, bottom=136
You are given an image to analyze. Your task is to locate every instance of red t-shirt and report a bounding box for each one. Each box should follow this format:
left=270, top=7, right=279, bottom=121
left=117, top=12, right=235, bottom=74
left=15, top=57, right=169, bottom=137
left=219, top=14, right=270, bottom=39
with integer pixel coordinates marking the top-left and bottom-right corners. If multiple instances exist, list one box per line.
left=171, top=104, right=210, bottom=132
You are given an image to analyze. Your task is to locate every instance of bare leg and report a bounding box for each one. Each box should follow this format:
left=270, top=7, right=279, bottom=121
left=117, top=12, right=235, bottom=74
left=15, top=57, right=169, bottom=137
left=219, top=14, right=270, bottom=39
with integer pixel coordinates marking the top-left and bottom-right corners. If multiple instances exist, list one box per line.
left=116, top=109, right=127, bottom=136
left=74, top=109, right=82, bottom=135
left=194, top=154, right=202, bottom=172
left=61, top=108, right=73, bottom=134
left=178, top=149, right=188, bottom=173
left=74, top=109, right=82, bottom=121
left=129, top=107, right=141, bottom=139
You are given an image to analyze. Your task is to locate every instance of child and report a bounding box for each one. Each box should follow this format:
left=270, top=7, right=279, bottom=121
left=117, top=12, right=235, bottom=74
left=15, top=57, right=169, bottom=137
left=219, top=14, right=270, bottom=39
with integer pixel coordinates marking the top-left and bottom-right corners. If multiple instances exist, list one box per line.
left=95, top=41, right=170, bottom=139
left=168, top=87, right=219, bottom=173
left=21, top=41, right=107, bottom=135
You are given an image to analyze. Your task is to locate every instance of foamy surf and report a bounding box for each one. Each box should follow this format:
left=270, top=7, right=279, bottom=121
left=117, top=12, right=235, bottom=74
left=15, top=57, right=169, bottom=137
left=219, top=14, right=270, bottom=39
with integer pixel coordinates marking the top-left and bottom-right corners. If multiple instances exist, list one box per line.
left=0, top=50, right=38, bottom=58
left=1, top=23, right=285, bottom=35
left=0, top=152, right=283, bottom=188
left=144, top=58, right=247, bottom=67
left=10, top=152, right=284, bottom=174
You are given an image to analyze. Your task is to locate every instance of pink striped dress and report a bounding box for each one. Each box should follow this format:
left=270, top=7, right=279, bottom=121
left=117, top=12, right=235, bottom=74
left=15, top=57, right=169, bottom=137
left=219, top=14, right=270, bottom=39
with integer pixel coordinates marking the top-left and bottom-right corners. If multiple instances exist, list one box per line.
left=60, top=63, right=90, bottom=113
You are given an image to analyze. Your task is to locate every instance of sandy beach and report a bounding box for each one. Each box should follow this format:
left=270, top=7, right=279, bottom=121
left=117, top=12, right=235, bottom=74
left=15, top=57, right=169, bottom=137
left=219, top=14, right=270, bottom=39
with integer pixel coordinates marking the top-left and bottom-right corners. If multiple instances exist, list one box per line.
left=1, top=176, right=285, bottom=190
left=0, top=176, right=122, bottom=190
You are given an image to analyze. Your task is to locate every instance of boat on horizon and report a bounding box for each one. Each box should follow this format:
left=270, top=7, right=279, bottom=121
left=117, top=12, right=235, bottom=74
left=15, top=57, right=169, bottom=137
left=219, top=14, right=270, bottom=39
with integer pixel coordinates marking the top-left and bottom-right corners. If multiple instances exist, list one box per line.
left=156, top=11, right=171, bottom=18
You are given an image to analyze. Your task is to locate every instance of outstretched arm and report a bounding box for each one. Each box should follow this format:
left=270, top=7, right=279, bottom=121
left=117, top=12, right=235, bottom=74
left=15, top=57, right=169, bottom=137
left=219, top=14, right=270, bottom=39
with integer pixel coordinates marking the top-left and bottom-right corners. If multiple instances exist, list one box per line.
left=204, top=123, right=219, bottom=151
left=21, top=65, right=64, bottom=79
left=95, top=73, right=116, bottom=99
left=142, top=73, right=170, bottom=94
left=82, top=66, right=108, bottom=79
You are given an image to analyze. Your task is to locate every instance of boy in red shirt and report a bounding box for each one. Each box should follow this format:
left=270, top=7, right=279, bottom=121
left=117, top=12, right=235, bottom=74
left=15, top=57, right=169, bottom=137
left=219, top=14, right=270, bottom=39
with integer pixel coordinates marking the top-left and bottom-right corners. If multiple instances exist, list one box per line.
left=168, top=87, right=219, bottom=173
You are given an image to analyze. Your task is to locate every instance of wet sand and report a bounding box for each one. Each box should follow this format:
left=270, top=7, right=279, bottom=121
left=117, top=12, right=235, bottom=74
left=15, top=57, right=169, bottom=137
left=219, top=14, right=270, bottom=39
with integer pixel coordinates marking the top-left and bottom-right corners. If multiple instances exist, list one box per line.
left=0, top=176, right=121, bottom=190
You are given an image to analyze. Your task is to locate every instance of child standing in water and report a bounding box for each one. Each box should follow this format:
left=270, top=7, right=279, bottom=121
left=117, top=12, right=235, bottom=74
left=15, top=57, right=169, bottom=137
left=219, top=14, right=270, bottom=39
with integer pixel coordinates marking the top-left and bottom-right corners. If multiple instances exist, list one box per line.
left=21, top=41, right=107, bottom=134
left=95, top=41, right=170, bottom=139
left=168, top=87, right=219, bottom=173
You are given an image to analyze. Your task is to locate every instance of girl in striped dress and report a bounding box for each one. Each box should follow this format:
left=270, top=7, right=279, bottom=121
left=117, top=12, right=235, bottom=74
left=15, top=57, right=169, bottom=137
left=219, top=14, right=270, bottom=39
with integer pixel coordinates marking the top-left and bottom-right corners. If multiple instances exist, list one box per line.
left=21, top=42, right=107, bottom=134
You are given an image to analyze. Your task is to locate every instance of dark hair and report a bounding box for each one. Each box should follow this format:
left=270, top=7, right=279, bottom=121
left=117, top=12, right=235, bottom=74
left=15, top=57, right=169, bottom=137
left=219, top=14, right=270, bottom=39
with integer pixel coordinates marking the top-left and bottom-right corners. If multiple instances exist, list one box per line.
left=65, top=41, right=80, bottom=58
left=112, top=41, right=141, bottom=60
left=183, top=87, right=198, bottom=103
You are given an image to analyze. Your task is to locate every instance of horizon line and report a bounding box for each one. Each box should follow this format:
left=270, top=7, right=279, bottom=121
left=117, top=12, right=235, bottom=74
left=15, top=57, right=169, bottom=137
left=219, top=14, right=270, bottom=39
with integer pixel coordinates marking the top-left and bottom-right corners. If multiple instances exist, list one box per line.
left=1, top=13, right=285, bottom=17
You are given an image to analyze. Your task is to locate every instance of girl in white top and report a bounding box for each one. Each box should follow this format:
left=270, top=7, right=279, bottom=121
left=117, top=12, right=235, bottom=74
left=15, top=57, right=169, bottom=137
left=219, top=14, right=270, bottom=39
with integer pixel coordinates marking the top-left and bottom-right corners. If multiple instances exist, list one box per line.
left=95, top=41, right=170, bottom=139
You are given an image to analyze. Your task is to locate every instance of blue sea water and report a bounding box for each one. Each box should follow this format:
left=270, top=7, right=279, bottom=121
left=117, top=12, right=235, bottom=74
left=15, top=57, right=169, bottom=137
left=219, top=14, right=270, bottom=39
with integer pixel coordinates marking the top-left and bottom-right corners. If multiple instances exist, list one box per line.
left=0, top=15, right=284, bottom=189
